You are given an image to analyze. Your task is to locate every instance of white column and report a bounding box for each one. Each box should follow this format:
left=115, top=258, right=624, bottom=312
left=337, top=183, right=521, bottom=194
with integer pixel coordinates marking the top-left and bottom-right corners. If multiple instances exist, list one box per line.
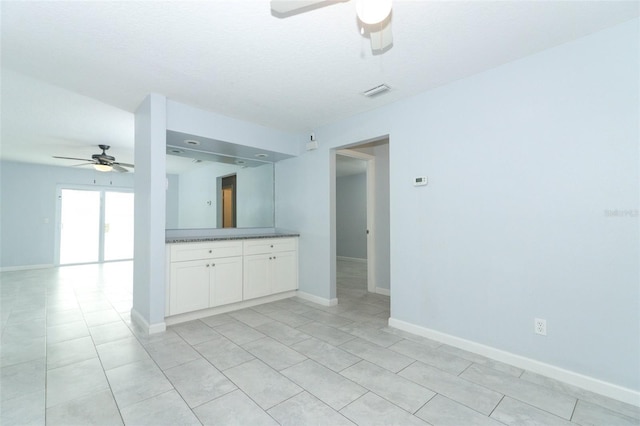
left=132, top=94, right=167, bottom=334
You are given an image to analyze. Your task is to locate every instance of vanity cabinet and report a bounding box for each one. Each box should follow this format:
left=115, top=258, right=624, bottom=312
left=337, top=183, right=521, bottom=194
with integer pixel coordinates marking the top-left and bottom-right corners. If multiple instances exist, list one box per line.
left=166, top=236, right=298, bottom=318
left=168, top=241, right=243, bottom=315
left=243, top=238, right=298, bottom=300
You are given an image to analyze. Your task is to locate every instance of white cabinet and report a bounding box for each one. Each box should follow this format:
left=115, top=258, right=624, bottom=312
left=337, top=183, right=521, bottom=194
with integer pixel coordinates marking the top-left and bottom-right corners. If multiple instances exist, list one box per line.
left=167, top=236, right=298, bottom=318
left=209, top=256, right=243, bottom=307
left=168, top=241, right=243, bottom=315
left=243, top=238, right=298, bottom=300
left=170, top=259, right=210, bottom=314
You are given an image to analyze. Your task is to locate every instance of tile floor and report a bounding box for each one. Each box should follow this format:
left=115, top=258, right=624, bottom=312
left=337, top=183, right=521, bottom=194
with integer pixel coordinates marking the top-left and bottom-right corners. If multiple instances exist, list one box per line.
left=1, top=259, right=639, bottom=425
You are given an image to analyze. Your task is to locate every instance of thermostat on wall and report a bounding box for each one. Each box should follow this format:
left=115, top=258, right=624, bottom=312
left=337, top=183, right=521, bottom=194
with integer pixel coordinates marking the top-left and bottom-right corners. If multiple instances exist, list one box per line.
left=414, top=176, right=428, bottom=186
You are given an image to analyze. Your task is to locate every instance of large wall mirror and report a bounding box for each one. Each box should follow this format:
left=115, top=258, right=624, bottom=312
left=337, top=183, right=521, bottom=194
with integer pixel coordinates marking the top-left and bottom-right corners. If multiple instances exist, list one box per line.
left=165, top=131, right=293, bottom=230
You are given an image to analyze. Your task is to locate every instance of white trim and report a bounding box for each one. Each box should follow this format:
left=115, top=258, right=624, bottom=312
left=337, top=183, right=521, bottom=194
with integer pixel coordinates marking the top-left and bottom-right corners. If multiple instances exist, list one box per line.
left=337, top=256, right=367, bottom=263
left=165, top=291, right=298, bottom=326
left=131, top=308, right=166, bottom=335
left=0, top=264, right=54, bottom=272
left=388, top=317, right=640, bottom=407
left=375, top=287, right=390, bottom=296
left=297, top=291, right=338, bottom=307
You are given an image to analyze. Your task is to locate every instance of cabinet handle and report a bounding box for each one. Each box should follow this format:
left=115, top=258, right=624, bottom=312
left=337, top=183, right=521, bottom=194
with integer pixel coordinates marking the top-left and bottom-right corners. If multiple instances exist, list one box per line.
left=273, top=256, right=276, bottom=260
left=212, top=263, right=215, bottom=267
left=270, top=245, right=273, bottom=248
left=209, top=250, right=212, bottom=253
left=206, top=264, right=210, bottom=267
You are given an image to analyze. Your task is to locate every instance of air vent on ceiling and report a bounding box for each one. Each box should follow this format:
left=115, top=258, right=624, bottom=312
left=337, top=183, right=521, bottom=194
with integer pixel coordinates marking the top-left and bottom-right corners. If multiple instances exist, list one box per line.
left=362, top=84, right=391, bottom=97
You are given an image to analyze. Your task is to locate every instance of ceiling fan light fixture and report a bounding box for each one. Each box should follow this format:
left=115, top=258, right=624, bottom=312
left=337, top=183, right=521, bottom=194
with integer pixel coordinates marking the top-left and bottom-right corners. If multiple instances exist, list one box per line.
left=94, top=164, right=113, bottom=172
left=356, top=0, right=392, bottom=25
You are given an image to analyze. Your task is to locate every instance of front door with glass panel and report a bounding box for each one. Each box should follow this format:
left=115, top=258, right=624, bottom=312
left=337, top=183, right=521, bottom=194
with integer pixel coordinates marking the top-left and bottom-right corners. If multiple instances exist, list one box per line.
left=58, top=188, right=134, bottom=265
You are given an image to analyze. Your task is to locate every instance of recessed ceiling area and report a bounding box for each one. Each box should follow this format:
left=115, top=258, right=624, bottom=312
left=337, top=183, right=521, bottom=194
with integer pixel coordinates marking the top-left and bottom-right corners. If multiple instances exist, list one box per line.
left=1, top=1, right=638, bottom=168
left=165, top=130, right=294, bottom=174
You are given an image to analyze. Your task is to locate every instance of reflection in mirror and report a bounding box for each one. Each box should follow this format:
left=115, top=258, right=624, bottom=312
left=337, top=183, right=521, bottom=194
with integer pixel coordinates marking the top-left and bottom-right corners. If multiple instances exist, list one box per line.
left=165, top=153, right=274, bottom=229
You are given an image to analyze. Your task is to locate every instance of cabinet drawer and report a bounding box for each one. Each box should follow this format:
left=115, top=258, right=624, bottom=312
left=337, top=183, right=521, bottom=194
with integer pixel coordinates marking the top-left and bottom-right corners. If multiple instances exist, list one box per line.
left=171, top=241, right=243, bottom=262
left=243, top=238, right=296, bottom=255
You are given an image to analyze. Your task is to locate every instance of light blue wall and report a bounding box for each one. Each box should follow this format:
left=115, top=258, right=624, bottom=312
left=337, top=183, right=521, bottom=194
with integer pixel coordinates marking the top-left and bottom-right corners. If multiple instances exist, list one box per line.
left=0, top=161, right=134, bottom=268
left=236, top=163, right=275, bottom=228
left=133, top=93, right=167, bottom=328
left=165, top=174, right=179, bottom=228
left=336, top=172, right=367, bottom=259
left=276, top=19, right=640, bottom=390
left=374, top=143, right=390, bottom=290
left=166, top=100, right=301, bottom=156
left=173, top=162, right=274, bottom=229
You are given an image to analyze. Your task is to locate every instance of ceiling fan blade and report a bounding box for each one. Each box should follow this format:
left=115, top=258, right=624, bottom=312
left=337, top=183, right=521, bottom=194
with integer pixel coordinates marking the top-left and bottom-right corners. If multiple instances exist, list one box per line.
left=115, top=162, right=134, bottom=168
left=369, top=20, right=393, bottom=54
left=53, top=156, right=94, bottom=162
left=71, top=162, right=97, bottom=167
left=112, top=164, right=129, bottom=173
left=271, top=0, right=347, bottom=17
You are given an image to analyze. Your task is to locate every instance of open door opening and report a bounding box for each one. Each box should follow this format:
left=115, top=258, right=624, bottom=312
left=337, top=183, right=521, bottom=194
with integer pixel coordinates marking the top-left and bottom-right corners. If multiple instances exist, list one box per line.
left=57, top=187, right=134, bottom=265
left=221, top=174, right=237, bottom=228
left=334, top=138, right=390, bottom=300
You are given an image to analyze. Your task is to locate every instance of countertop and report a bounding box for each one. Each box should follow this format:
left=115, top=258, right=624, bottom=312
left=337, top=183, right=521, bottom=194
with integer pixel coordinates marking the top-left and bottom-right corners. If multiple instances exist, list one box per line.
left=166, top=232, right=300, bottom=244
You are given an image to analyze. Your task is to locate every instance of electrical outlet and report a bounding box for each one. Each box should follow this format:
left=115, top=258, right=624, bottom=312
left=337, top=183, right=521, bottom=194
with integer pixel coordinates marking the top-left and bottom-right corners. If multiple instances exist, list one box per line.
left=534, top=318, right=547, bottom=336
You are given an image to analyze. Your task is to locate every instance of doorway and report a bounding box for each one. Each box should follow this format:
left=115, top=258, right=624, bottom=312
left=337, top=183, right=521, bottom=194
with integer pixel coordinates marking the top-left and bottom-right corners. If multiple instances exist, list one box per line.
left=333, top=138, right=390, bottom=301
left=336, top=152, right=375, bottom=294
left=221, top=175, right=237, bottom=228
left=57, top=187, right=134, bottom=265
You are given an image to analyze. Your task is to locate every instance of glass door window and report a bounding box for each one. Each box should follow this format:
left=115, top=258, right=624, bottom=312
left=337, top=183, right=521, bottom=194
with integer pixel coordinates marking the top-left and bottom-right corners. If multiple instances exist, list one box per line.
left=59, top=189, right=101, bottom=265
left=58, top=187, right=133, bottom=265
left=104, top=192, right=134, bottom=261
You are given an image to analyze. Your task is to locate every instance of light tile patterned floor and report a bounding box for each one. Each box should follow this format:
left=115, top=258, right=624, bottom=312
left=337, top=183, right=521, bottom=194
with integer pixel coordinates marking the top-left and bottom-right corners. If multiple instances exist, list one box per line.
left=1, top=260, right=639, bottom=425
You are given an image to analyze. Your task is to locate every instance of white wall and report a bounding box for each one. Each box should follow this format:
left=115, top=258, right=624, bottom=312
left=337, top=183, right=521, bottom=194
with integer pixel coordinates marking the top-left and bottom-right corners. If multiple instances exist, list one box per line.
left=276, top=19, right=639, bottom=392
left=0, top=161, right=134, bottom=269
left=336, top=172, right=367, bottom=259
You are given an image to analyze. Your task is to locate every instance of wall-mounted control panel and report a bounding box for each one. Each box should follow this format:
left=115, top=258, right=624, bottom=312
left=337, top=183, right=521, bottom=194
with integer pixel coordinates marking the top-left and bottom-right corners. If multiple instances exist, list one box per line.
left=414, top=176, right=428, bottom=186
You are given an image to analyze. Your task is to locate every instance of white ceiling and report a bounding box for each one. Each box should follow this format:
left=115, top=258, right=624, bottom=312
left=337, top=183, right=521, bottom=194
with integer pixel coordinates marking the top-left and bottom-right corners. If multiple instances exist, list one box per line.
left=1, top=1, right=638, bottom=169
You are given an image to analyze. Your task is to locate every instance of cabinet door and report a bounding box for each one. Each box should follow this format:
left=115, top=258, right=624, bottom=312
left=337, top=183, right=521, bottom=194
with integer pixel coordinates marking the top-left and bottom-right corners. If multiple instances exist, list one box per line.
left=210, top=256, right=243, bottom=307
left=271, top=250, right=298, bottom=294
left=170, top=260, right=210, bottom=315
left=243, top=253, right=271, bottom=300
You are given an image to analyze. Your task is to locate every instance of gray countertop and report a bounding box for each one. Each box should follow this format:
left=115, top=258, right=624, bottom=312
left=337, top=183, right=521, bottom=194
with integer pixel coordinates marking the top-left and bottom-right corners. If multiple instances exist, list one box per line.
left=166, top=233, right=300, bottom=244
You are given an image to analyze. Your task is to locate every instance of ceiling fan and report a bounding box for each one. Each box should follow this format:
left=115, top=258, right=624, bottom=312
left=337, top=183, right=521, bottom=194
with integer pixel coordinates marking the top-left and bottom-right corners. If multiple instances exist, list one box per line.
left=53, top=144, right=134, bottom=173
left=270, top=0, right=393, bottom=54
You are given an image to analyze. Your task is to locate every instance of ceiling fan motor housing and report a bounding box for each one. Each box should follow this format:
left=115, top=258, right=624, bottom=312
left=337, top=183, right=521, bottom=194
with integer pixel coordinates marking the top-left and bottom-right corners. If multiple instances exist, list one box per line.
left=94, top=145, right=115, bottom=163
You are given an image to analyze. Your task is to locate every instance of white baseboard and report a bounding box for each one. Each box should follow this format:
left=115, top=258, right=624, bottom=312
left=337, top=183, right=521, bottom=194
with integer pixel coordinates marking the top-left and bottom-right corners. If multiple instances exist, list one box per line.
left=131, top=308, right=166, bottom=335
left=165, top=291, right=297, bottom=326
left=297, top=291, right=338, bottom=307
left=0, top=264, right=54, bottom=272
left=375, top=287, right=390, bottom=296
left=388, top=317, right=640, bottom=407
left=337, top=256, right=367, bottom=263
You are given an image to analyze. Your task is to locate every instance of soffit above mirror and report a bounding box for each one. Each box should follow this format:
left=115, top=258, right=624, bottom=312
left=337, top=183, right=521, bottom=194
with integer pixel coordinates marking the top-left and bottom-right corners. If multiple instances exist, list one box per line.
left=166, top=130, right=295, bottom=174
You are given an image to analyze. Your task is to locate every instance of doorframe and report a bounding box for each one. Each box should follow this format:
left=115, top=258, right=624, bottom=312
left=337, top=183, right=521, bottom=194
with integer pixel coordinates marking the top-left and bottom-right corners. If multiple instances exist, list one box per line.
left=336, top=149, right=376, bottom=293
left=55, top=184, right=133, bottom=266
